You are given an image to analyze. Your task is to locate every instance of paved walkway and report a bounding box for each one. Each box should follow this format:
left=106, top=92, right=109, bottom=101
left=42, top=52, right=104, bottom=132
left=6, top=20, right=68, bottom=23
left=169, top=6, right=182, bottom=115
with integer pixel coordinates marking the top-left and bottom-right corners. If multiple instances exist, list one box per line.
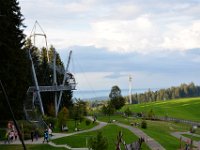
left=171, top=131, right=200, bottom=149
left=0, top=117, right=107, bottom=150
left=0, top=117, right=167, bottom=150
left=115, top=122, right=165, bottom=150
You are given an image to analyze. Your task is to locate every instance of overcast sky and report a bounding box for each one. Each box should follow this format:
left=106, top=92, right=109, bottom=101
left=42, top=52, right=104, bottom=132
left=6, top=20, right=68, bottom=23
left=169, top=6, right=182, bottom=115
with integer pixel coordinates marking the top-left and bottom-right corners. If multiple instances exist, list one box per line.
left=19, top=0, right=200, bottom=92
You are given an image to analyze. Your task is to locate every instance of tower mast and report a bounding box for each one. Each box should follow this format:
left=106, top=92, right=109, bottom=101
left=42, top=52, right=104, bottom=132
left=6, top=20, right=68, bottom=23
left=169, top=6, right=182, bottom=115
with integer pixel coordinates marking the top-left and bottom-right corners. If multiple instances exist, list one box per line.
left=129, top=75, right=132, bottom=104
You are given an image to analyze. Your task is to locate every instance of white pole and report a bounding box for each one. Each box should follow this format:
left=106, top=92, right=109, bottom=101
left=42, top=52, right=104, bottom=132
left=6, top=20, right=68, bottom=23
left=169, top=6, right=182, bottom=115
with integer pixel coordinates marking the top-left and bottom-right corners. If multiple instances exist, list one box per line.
left=129, top=75, right=132, bottom=104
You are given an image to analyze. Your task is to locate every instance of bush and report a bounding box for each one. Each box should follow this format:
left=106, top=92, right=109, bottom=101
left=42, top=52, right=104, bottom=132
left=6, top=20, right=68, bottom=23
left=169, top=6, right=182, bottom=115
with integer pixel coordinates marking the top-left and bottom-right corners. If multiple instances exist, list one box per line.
left=18, top=120, right=43, bottom=140
left=58, top=107, right=69, bottom=131
left=0, top=128, right=6, bottom=140
left=124, top=107, right=132, bottom=117
left=190, top=127, right=196, bottom=133
left=136, top=112, right=142, bottom=118
left=88, top=131, right=108, bottom=150
left=148, top=109, right=155, bottom=120
left=43, top=116, right=57, bottom=130
left=141, top=120, right=147, bottom=129
left=85, top=119, right=91, bottom=126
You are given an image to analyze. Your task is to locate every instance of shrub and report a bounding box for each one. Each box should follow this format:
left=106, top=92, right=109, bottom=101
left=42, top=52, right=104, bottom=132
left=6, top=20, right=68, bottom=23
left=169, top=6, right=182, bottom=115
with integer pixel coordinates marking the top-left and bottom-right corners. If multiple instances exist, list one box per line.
left=124, top=107, right=132, bottom=117
left=88, top=131, right=108, bottom=150
left=85, top=119, right=91, bottom=126
left=43, top=116, right=57, bottom=130
left=18, top=120, right=43, bottom=140
left=141, top=120, right=147, bottom=129
left=0, top=128, right=6, bottom=140
left=190, top=127, right=196, bottom=133
left=148, top=109, right=155, bottom=120
left=137, top=112, right=142, bottom=118
left=57, top=107, right=69, bottom=131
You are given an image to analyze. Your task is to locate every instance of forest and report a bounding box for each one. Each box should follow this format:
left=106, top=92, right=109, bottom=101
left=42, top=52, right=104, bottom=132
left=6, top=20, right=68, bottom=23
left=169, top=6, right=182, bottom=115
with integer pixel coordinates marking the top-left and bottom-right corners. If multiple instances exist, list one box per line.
left=130, top=82, right=200, bottom=104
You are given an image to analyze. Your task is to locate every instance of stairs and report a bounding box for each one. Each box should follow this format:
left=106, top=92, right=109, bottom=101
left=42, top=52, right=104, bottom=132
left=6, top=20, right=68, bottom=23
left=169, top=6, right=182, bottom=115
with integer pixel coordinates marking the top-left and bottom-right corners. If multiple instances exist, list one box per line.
left=24, top=92, right=47, bottom=129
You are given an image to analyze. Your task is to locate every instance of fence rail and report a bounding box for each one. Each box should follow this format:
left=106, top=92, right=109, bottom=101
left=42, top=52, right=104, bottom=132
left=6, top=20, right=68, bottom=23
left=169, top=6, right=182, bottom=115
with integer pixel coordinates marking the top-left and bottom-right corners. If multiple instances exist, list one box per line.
left=152, top=116, right=200, bottom=126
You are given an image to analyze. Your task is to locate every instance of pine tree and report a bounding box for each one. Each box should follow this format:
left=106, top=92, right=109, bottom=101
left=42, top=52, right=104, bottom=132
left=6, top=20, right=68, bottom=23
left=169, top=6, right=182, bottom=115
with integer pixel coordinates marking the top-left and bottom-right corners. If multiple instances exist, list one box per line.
left=0, top=0, right=30, bottom=119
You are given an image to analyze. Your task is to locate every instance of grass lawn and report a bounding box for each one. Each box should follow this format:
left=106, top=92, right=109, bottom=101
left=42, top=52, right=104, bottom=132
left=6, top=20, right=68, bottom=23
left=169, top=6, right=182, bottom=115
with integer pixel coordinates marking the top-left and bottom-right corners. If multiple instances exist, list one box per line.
left=182, top=134, right=200, bottom=141
left=0, top=144, right=68, bottom=150
left=97, top=115, right=132, bottom=124
left=122, top=97, right=200, bottom=122
left=52, top=124, right=150, bottom=150
left=97, top=115, right=192, bottom=150
left=55, top=118, right=98, bottom=133
left=140, top=120, right=190, bottom=150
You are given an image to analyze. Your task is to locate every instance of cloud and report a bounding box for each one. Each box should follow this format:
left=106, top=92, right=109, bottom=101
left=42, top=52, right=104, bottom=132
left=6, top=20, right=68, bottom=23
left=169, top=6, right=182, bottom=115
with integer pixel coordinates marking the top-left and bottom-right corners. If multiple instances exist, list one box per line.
left=91, top=15, right=160, bottom=53
left=161, top=21, right=200, bottom=50
left=60, top=45, right=200, bottom=76
left=20, top=0, right=200, bottom=54
left=18, top=0, right=200, bottom=91
left=104, top=72, right=127, bottom=79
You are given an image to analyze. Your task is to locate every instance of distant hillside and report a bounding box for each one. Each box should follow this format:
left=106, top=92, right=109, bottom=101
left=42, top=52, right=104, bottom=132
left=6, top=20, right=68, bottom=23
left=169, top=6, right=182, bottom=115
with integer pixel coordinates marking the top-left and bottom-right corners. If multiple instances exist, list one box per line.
left=122, top=97, right=200, bottom=122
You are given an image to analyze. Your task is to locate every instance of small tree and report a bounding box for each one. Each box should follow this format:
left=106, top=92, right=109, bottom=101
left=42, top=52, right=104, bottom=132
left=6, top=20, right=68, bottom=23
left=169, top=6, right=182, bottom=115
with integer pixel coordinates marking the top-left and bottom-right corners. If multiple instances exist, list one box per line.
left=101, top=102, right=115, bottom=122
left=57, top=107, right=69, bottom=131
left=85, top=119, right=91, bottom=126
left=71, top=99, right=87, bottom=129
left=88, top=131, right=108, bottom=150
left=148, top=109, right=155, bottom=120
left=141, top=120, right=147, bottom=129
left=124, top=107, right=132, bottom=117
left=109, top=86, right=125, bottom=110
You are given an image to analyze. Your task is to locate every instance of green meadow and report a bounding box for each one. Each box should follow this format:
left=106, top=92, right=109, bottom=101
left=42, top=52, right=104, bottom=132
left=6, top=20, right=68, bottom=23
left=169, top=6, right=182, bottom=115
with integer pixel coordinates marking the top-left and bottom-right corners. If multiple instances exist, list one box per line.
left=97, top=115, right=191, bottom=150
left=141, top=120, right=189, bottom=149
left=61, top=119, right=98, bottom=133
left=122, top=97, right=200, bottom=122
left=52, top=124, right=150, bottom=150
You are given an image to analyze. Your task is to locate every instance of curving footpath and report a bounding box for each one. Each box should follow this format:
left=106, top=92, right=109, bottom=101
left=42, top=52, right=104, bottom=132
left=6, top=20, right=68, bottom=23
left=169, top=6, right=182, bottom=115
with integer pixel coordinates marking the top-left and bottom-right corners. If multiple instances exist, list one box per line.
left=115, top=122, right=165, bottom=150
left=171, top=131, right=200, bottom=149
left=0, top=118, right=107, bottom=150
left=0, top=117, right=166, bottom=150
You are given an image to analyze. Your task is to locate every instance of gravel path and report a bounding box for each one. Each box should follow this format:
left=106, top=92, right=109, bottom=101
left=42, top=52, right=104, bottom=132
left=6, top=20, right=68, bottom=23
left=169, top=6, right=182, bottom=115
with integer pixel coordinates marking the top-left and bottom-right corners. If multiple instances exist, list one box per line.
left=115, top=122, right=165, bottom=150
left=171, top=131, right=200, bottom=149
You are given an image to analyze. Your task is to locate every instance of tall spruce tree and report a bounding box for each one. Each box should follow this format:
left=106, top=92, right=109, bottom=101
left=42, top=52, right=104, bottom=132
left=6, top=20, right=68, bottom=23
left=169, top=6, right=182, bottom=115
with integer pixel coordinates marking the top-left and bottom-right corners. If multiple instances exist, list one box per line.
left=0, top=0, right=29, bottom=119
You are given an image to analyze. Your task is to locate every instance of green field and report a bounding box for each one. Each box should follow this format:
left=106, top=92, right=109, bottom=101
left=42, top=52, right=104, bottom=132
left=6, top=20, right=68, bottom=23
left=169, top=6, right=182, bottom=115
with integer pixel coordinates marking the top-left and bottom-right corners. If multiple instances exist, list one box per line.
left=141, top=120, right=189, bottom=149
left=97, top=115, right=191, bottom=150
left=97, top=115, right=134, bottom=124
left=122, top=97, right=200, bottom=122
left=61, top=118, right=98, bottom=133
left=53, top=124, right=150, bottom=150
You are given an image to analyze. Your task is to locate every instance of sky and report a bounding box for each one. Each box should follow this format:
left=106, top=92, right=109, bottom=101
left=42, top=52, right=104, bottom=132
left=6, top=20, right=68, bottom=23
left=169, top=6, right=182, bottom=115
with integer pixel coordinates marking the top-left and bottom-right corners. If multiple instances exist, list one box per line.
left=19, top=0, right=200, bottom=93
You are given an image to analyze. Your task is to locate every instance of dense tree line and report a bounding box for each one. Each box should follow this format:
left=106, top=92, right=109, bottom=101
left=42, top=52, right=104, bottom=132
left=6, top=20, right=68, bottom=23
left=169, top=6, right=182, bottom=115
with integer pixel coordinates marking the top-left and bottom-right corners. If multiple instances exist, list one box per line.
left=130, top=82, right=200, bottom=104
